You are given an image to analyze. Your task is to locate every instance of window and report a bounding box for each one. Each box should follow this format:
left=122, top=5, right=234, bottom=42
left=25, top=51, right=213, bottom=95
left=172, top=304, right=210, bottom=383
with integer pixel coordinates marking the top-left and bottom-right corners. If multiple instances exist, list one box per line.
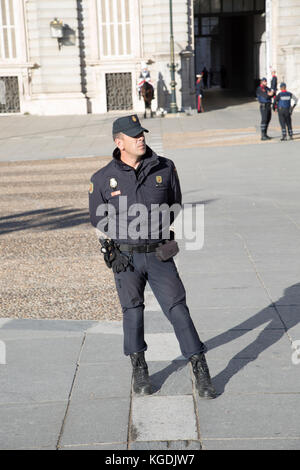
left=98, top=0, right=132, bottom=57
left=201, top=17, right=219, bottom=35
left=194, top=0, right=265, bottom=14
left=0, top=0, right=17, bottom=59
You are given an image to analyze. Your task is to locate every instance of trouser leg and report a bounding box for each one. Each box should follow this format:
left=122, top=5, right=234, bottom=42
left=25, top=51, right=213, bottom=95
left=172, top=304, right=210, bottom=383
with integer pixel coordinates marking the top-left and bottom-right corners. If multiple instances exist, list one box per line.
left=146, top=253, right=206, bottom=358
left=260, top=104, right=271, bottom=137
left=265, top=105, right=272, bottom=133
left=285, top=109, right=293, bottom=136
left=114, top=259, right=147, bottom=356
left=260, top=105, right=267, bottom=136
left=278, top=109, right=287, bottom=137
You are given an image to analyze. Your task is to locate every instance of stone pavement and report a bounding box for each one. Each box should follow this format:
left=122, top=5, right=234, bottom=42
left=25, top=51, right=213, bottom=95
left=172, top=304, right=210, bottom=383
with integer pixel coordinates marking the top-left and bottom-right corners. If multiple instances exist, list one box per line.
left=1, top=93, right=300, bottom=450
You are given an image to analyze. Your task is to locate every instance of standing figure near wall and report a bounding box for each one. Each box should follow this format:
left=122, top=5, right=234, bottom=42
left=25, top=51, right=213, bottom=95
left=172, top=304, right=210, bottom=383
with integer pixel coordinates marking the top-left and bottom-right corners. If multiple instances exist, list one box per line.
left=195, top=74, right=204, bottom=113
left=256, top=77, right=274, bottom=140
left=273, top=82, right=298, bottom=141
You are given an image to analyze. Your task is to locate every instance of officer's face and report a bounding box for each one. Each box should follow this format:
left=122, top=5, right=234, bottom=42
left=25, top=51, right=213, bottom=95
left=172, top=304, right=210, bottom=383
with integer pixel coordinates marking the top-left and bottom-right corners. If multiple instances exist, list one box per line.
left=116, top=132, right=146, bottom=158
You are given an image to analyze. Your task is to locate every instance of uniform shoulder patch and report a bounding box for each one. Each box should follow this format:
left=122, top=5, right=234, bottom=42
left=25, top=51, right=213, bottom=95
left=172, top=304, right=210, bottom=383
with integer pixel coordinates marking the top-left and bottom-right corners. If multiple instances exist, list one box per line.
left=89, top=182, right=94, bottom=194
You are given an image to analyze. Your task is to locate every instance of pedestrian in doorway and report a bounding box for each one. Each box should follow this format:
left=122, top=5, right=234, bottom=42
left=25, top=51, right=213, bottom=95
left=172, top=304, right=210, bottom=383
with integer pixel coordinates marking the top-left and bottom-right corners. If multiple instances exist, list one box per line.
left=202, top=67, right=208, bottom=88
left=273, top=82, right=298, bottom=141
left=256, top=77, right=274, bottom=140
left=196, top=74, right=204, bottom=113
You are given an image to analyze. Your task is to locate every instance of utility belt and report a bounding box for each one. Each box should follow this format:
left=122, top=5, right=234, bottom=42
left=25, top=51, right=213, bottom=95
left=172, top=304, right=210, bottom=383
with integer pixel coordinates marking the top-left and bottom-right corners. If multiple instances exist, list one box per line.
left=260, top=102, right=271, bottom=107
left=118, top=241, right=167, bottom=253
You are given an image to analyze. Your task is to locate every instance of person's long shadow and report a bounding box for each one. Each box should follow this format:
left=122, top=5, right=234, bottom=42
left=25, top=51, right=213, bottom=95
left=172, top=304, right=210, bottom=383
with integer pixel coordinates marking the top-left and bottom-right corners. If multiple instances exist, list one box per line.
left=206, top=283, right=300, bottom=396
left=149, top=284, right=300, bottom=396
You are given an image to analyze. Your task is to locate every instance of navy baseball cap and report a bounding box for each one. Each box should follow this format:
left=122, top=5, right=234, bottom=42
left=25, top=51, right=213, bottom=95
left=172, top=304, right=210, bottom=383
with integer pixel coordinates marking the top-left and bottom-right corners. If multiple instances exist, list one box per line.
left=112, top=115, right=149, bottom=137
left=261, top=77, right=267, bottom=81
left=280, top=82, right=286, bottom=88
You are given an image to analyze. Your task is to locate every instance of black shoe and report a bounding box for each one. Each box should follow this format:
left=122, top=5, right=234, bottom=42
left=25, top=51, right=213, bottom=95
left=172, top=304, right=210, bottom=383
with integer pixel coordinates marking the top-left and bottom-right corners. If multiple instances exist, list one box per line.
left=265, top=135, right=272, bottom=140
left=288, top=135, right=293, bottom=140
left=190, top=353, right=217, bottom=399
left=280, top=136, right=287, bottom=141
left=261, top=135, right=268, bottom=141
left=130, top=352, right=152, bottom=395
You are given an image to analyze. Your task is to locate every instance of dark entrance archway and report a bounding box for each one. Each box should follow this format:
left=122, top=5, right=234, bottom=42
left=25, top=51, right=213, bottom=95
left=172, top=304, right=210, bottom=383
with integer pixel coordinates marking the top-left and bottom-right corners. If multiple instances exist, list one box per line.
left=194, top=0, right=266, bottom=95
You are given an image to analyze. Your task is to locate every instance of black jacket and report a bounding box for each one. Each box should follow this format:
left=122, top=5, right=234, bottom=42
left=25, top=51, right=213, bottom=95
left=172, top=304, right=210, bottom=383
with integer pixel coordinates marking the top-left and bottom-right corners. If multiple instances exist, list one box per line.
left=89, top=146, right=182, bottom=244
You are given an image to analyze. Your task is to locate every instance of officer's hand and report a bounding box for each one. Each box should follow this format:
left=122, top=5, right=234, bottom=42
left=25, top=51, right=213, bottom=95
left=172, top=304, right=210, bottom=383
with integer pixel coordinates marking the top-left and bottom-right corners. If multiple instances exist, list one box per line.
left=99, top=238, right=133, bottom=273
left=110, top=246, right=133, bottom=273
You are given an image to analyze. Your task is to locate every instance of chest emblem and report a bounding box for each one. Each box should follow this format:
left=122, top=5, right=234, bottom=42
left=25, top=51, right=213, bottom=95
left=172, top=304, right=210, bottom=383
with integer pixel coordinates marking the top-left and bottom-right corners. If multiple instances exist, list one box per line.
left=156, top=175, right=163, bottom=184
left=109, top=178, right=118, bottom=189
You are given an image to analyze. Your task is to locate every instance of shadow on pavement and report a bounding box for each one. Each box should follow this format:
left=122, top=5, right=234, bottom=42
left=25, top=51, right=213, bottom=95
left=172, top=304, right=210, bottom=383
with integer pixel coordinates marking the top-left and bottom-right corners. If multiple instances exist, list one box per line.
left=205, top=283, right=300, bottom=396
left=200, top=88, right=256, bottom=113
left=0, top=207, right=89, bottom=235
left=150, top=360, right=189, bottom=394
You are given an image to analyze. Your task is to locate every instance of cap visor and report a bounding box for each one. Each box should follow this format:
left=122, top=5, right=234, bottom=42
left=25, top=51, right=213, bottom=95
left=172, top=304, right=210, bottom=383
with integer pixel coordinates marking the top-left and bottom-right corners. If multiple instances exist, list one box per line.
left=123, top=126, right=149, bottom=137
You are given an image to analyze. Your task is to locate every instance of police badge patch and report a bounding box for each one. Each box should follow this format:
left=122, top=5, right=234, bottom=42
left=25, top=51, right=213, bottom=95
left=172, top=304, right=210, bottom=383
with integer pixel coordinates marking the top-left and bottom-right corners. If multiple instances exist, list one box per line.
left=109, top=178, right=118, bottom=189
left=89, top=182, right=94, bottom=194
left=156, top=175, right=162, bottom=184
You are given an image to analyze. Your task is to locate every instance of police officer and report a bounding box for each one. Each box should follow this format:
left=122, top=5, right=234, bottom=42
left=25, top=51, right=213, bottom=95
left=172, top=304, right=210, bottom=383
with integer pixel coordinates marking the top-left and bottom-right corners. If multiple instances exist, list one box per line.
left=273, top=82, right=298, bottom=141
left=256, top=77, right=274, bottom=140
left=89, top=115, right=216, bottom=399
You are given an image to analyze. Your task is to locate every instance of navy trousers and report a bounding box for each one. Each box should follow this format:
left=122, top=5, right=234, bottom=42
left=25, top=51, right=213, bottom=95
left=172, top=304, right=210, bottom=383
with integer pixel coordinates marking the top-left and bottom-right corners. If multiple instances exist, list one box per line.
left=114, top=251, right=206, bottom=359
left=278, top=108, right=293, bottom=136
left=260, top=103, right=272, bottom=135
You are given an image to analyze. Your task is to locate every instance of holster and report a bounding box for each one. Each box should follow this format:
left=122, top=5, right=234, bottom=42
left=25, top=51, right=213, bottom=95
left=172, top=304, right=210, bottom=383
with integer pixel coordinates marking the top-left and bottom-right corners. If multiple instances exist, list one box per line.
left=155, top=240, right=179, bottom=261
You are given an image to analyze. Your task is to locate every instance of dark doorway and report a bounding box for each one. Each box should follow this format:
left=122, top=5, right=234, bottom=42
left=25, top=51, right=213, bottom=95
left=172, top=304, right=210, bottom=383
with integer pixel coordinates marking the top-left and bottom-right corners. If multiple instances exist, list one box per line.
left=220, top=15, right=254, bottom=92
left=194, top=0, right=266, bottom=96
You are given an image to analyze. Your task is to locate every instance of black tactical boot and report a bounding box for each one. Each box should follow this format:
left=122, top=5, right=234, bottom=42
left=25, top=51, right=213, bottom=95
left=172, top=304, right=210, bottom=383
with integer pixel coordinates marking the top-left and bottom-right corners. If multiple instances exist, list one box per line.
left=280, top=135, right=287, bottom=141
left=190, top=353, right=217, bottom=399
left=261, top=132, right=267, bottom=141
left=130, top=352, right=152, bottom=395
left=288, top=134, right=293, bottom=140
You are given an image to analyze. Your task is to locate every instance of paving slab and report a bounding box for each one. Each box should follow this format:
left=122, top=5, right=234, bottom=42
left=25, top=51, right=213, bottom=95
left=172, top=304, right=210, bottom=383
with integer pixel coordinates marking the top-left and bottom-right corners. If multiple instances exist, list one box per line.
left=202, top=438, right=300, bottom=450
left=61, top=443, right=127, bottom=450
left=130, top=396, right=198, bottom=442
left=185, top=286, right=271, bottom=309
left=130, top=440, right=201, bottom=450
left=0, top=402, right=67, bottom=450
left=70, top=362, right=132, bottom=400
left=59, top=397, right=130, bottom=447
left=148, top=360, right=191, bottom=395
left=207, top=355, right=300, bottom=396
left=202, top=328, right=291, bottom=362
left=2, top=336, right=83, bottom=366
left=79, top=333, right=125, bottom=364
left=144, top=333, right=184, bottom=362
left=191, top=306, right=285, bottom=332
left=196, top=394, right=300, bottom=439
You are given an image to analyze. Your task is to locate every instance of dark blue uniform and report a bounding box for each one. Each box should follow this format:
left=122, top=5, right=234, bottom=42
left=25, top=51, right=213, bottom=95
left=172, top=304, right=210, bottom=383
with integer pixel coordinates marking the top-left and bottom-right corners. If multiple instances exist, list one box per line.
left=89, top=146, right=206, bottom=358
left=274, top=90, right=298, bottom=138
left=256, top=84, right=272, bottom=138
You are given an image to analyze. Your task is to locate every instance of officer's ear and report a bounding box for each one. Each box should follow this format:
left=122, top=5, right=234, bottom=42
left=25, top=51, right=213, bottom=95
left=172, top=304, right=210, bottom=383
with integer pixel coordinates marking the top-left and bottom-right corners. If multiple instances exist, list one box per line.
left=114, top=133, right=125, bottom=151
